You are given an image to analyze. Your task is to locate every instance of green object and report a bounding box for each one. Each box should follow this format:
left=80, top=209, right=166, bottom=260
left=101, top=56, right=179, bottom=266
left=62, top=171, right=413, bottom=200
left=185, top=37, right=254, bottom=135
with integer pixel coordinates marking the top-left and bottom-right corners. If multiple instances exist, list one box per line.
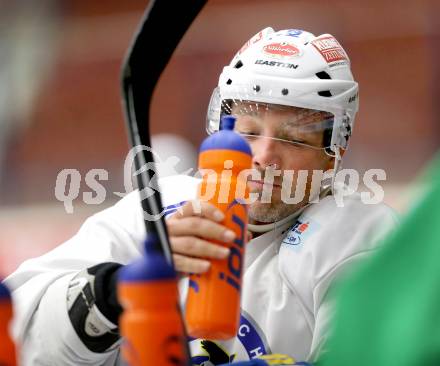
left=319, top=155, right=440, bottom=366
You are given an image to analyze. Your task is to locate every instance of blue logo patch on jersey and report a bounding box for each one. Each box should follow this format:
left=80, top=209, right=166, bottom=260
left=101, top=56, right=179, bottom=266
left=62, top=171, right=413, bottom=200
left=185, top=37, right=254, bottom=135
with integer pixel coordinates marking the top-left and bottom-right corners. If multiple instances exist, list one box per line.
left=282, top=218, right=318, bottom=249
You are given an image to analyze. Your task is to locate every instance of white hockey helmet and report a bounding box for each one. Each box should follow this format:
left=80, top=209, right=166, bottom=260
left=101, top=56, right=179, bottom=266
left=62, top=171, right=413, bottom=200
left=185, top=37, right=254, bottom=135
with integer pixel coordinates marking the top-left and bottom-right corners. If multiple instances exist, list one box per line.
left=206, top=28, right=359, bottom=156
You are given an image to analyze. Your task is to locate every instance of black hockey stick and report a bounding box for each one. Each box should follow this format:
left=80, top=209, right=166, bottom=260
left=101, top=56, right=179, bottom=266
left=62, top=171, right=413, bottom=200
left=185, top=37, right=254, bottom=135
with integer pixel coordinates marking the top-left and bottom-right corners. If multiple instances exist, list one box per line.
left=121, top=0, right=207, bottom=264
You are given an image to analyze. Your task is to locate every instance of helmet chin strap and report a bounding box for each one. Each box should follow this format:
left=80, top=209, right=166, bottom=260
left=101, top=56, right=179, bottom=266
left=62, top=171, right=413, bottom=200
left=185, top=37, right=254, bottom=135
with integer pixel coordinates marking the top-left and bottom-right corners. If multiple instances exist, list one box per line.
left=331, top=146, right=343, bottom=195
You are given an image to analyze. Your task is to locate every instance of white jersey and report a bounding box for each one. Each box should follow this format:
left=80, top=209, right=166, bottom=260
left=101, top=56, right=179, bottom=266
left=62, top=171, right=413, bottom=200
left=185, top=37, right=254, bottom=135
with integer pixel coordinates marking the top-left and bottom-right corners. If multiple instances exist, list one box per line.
left=5, top=175, right=398, bottom=365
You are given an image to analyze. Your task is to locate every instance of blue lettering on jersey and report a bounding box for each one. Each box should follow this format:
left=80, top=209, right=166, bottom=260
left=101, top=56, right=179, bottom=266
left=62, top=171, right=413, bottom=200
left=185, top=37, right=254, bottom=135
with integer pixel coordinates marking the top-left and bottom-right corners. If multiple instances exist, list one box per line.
left=191, top=310, right=270, bottom=365
left=237, top=312, right=269, bottom=359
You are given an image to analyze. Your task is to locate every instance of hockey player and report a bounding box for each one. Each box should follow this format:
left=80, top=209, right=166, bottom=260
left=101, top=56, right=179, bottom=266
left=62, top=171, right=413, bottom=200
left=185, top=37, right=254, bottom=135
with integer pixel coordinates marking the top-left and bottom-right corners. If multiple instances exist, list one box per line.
left=5, top=28, right=397, bottom=365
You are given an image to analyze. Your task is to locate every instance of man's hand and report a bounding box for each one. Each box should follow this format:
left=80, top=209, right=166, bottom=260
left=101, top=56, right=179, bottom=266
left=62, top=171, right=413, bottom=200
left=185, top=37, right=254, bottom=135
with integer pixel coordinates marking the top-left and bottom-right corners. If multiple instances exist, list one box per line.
left=167, top=200, right=236, bottom=274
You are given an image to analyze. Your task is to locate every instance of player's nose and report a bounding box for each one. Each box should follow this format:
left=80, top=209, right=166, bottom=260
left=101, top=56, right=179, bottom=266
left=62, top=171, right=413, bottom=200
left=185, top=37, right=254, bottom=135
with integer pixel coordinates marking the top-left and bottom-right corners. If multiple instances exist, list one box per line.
left=251, top=136, right=282, bottom=170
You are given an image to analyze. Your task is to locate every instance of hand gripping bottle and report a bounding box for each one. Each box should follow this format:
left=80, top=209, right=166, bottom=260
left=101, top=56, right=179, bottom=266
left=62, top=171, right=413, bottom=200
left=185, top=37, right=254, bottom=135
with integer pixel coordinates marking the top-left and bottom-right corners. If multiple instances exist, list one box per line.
left=185, top=115, right=253, bottom=340
left=0, top=281, right=17, bottom=366
left=118, top=235, right=189, bottom=366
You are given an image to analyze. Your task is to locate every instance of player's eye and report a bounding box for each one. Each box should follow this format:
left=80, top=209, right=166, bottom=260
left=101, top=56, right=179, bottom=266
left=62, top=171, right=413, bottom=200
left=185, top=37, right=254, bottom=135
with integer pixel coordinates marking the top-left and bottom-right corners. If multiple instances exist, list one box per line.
left=237, top=130, right=258, bottom=135
left=289, top=138, right=306, bottom=144
left=236, top=131, right=260, bottom=142
left=278, top=132, right=304, bottom=144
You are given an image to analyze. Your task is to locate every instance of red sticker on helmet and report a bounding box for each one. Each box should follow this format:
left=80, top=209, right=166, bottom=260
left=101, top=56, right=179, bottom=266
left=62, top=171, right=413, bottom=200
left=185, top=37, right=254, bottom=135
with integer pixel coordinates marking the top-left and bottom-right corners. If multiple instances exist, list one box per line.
left=239, top=31, right=264, bottom=54
left=262, top=42, right=300, bottom=59
left=311, top=36, right=348, bottom=68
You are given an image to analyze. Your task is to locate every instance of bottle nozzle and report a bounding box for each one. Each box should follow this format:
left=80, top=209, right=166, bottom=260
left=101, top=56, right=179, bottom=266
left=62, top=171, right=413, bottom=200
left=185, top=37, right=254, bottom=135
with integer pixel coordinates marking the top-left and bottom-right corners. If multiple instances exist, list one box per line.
left=220, top=115, right=236, bottom=131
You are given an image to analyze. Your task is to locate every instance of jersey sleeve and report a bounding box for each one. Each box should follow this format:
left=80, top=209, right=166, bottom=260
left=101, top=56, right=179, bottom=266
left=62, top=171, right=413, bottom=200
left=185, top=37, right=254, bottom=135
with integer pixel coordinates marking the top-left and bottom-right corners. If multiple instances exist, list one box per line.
left=5, top=190, right=145, bottom=364
left=5, top=175, right=200, bottom=365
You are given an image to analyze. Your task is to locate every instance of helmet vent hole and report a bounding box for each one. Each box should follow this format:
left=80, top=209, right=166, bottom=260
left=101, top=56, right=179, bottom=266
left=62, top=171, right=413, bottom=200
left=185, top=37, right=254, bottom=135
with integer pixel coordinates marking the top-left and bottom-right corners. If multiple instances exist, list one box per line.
left=318, top=90, right=332, bottom=97
left=253, top=85, right=261, bottom=92
left=226, top=79, right=232, bottom=85
left=281, top=88, right=289, bottom=95
left=316, top=72, right=332, bottom=97
left=316, top=71, right=331, bottom=79
left=234, top=60, right=243, bottom=69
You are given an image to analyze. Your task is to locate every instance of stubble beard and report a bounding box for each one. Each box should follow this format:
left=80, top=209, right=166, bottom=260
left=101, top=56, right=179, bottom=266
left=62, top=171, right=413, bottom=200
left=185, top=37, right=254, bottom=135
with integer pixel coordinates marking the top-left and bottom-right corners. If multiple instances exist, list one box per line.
left=247, top=167, right=316, bottom=224
left=248, top=192, right=305, bottom=224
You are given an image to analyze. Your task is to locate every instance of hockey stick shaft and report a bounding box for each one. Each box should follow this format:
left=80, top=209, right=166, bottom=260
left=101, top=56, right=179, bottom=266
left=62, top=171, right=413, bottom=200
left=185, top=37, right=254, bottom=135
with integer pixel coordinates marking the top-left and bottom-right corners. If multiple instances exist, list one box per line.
left=121, top=0, right=207, bottom=264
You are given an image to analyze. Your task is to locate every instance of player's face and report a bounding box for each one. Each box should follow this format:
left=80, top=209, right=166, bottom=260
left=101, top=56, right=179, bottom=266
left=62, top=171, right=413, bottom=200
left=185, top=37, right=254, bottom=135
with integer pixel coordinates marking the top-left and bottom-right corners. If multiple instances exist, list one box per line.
left=232, top=102, right=334, bottom=224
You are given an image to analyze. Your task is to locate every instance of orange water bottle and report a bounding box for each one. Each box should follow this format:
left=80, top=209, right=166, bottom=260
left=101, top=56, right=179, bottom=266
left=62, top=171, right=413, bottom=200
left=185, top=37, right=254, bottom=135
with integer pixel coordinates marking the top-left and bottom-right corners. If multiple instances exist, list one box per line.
left=118, top=235, right=189, bottom=366
left=0, top=281, right=17, bottom=366
left=185, top=115, right=253, bottom=340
